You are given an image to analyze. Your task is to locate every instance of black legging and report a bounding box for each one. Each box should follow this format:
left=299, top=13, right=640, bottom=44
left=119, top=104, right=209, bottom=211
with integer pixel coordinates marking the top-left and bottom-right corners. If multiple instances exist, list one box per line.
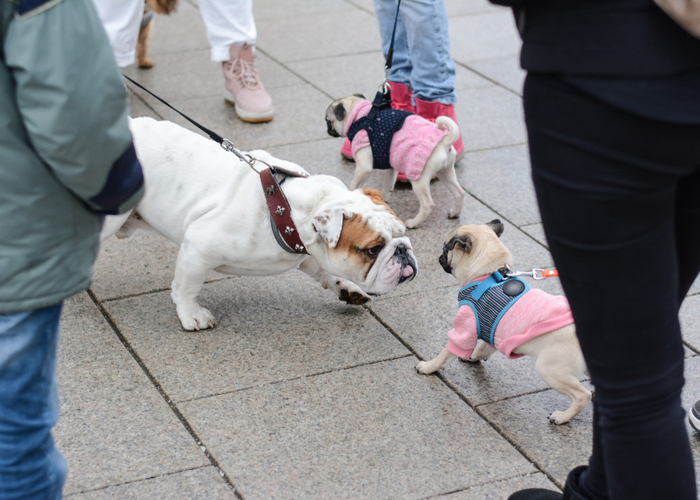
left=523, top=73, right=700, bottom=500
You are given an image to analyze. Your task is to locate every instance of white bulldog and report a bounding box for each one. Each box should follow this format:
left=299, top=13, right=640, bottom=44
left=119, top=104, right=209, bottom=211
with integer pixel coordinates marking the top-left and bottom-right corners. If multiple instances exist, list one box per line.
left=101, top=117, right=418, bottom=331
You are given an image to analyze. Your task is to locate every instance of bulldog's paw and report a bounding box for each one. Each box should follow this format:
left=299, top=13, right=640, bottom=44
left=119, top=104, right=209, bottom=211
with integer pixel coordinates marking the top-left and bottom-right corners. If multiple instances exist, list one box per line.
left=548, top=411, right=569, bottom=425
left=179, top=307, right=217, bottom=331
left=334, top=280, right=370, bottom=305
left=339, top=287, right=370, bottom=305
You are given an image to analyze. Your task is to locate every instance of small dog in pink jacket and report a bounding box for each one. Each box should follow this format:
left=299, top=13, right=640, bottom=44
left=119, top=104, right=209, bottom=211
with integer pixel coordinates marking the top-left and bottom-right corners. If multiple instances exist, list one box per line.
left=325, top=94, right=465, bottom=229
left=416, top=220, right=591, bottom=424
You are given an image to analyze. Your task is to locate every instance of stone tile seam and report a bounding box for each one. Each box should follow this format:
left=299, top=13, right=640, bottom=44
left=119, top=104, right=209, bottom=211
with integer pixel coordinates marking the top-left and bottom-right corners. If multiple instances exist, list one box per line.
left=97, top=275, right=236, bottom=304
left=415, top=471, right=561, bottom=500
left=63, top=464, right=213, bottom=498
left=340, top=0, right=376, bottom=16
left=455, top=60, right=523, bottom=98
left=364, top=305, right=566, bottom=489
left=176, top=353, right=414, bottom=404
left=84, top=289, right=247, bottom=500
left=465, top=190, right=550, bottom=252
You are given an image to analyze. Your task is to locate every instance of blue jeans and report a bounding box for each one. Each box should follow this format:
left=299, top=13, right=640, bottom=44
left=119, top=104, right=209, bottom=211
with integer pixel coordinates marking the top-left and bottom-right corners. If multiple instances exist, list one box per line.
left=0, top=303, right=66, bottom=500
left=374, top=0, right=457, bottom=104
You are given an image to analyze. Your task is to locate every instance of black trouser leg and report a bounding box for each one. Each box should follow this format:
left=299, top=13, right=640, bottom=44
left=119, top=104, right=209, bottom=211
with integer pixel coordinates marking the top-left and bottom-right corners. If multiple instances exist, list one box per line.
left=523, top=73, right=700, bottom=500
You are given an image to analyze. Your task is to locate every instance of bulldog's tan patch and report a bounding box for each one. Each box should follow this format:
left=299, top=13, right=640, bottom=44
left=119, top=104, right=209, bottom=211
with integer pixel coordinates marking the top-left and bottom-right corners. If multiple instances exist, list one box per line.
left=360, top=188, right=402, bottom=221
left=331, top=214, right=387, bottom=277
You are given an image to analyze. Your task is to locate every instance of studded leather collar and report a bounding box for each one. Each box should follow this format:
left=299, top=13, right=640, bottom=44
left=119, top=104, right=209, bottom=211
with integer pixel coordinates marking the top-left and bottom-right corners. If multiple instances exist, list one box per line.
left=260, top=166, right=310, bottom=254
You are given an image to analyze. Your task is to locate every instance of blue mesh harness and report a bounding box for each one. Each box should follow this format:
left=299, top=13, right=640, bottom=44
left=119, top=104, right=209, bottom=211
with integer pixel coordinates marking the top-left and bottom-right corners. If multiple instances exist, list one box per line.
left=457, top=270, right=530, bottom=346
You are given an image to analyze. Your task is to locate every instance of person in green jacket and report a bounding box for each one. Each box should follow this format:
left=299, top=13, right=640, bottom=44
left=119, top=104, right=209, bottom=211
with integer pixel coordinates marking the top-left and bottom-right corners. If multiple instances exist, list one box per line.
left=0, top=1, right=144, bottom=498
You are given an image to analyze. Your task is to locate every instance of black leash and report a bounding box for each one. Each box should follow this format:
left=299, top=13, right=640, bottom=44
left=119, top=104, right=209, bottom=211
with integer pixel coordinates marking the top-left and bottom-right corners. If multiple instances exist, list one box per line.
left=123, top=74, right=228, bottom=148
left=384, top=0, right=402, bottom=80
left=369, top=0, right=403, bottom=118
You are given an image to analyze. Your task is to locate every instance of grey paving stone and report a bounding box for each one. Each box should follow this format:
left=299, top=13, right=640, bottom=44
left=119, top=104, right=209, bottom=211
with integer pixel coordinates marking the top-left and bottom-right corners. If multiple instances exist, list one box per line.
left=103, top=274, right=410, bottom=402
left=458, top=144, right=539, bottom=227
left=124, top=48, right=302, bottom=106
left=65, top=467, right=234, bottom=500
left=55, top=293, right=209, bottom=495
left=137, top=0, right=209, bottom=57
left=457, top=85, right=527, bottom=153
left=521, top=223, right=547, bottom=248
left=467, top=54, right=526, bottom=95
left=254, top=0, right=357, bottom=21
left=143, top=83, right=332, bottom=150
left=432, top=473, right=560, bottom=500
left=256, top=9, right=382, bottom=63
left=450, top=9, right=522, bottom=64
left=92, top=231, right=181, bottom=301
left=681, top=295, right=700, bottom=352
left=478, top=388, right=594, bottom=487
left=179, top=357, right=536, bottom=499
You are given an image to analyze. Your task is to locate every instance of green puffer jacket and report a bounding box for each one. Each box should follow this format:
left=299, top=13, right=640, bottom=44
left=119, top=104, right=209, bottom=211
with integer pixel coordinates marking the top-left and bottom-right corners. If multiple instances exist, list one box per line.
left=0, top=0, right=144, bottom=313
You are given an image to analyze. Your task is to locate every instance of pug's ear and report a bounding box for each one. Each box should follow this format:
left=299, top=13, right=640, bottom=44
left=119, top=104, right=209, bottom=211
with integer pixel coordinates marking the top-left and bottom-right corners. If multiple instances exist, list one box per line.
left=444, top=234, right=473, bottom=254
left=312, top=207, right=352, bottom=249
left=353, top=93, right=366, bottom=99
left=333, top=103, right=347, bottom=122
left=486, top=219, right=504, bottom=238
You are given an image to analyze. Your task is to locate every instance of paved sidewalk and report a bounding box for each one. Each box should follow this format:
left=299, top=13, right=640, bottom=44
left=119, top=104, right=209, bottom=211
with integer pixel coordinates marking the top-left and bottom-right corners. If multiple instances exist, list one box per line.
left=55, top=1, right=700, bottom=498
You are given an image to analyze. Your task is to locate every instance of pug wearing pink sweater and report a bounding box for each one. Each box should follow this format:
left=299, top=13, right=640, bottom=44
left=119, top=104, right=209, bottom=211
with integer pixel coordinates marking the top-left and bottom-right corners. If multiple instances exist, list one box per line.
left=416, top=220, right=591, bottom=424
left=325, top=95, right=465, bottom=229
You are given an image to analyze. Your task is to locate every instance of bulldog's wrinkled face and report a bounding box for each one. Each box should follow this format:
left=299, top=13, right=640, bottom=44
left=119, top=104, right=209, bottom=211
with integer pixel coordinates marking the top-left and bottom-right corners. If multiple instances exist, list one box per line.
left=439, top=219, right=512, bottom=285
left=324, top=95, right=365, bottom=139
left=312, top=189, right=417, bottom=295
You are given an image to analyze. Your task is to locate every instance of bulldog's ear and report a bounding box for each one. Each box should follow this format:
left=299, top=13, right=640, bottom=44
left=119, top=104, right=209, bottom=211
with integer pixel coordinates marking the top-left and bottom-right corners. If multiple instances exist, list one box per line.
left=312, top=207, right=352, bottom=249
left=444, top=234, right=473, bottom=254
left=486, top=219, right=504, bottom=238
left=333, top=103, right=347, bottom=122
left=353, top=93, right=366, bottom=99
left=360, top=188, right=399, bottom=220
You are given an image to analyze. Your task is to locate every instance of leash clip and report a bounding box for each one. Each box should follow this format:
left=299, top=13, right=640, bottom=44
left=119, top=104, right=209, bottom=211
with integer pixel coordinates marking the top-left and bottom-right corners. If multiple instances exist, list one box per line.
left=502, top=265, right=559, bottom=280
left=220, top=138, right=260, bottom=172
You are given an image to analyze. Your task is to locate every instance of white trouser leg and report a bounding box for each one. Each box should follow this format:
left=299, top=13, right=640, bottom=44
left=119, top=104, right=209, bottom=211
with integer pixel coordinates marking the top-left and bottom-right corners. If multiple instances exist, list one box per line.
left=91, top=0, right=144, bottom=67
left=198, top=0, right=257, bottom=62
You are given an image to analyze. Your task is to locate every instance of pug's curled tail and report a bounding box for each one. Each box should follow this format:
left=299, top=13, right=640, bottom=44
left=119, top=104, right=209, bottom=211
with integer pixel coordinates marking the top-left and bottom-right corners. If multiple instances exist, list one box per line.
left=435, top=116, right=460, bottom=150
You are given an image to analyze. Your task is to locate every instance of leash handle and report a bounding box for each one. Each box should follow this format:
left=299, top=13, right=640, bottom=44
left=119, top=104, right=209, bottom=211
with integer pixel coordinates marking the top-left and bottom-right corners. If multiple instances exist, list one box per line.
left=122, top=74, right=225, bottom=145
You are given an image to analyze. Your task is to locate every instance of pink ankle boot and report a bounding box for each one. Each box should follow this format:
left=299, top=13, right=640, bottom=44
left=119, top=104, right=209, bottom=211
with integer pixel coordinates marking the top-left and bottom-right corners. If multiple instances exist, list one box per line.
left=414, top=97, right=465, bottom=162
left=222, top=43, right=274, bottom=123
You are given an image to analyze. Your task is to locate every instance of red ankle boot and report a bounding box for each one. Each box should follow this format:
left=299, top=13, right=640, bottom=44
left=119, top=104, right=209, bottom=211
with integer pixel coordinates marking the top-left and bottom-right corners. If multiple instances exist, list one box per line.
left=414, top=96, right=465, bottom=162
left=388, top=81, right=415, bottom=113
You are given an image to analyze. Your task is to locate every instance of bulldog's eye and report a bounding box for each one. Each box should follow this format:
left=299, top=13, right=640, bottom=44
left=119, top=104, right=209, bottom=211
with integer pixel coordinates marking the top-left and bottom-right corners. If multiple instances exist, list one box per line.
left=365, top=245, right=383, bottom=258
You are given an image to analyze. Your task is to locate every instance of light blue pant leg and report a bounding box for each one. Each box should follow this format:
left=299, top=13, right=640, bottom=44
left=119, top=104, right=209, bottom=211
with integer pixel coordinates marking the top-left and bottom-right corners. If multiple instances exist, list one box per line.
left=374, top=0, right=457, bottom=104
left=0, top=304, right=67, bottom=500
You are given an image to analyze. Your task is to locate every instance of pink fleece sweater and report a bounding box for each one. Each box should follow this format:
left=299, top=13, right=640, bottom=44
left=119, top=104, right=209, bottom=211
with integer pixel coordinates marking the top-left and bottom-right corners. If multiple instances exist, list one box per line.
left=447, top=276, right=574, bottom=360
left=343, top=100, right=449, bottom=181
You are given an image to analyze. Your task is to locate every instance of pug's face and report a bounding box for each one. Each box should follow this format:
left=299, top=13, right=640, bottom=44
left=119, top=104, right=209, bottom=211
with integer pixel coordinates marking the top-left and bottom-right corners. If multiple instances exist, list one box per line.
left=325, top=94, right=366, bottom=138
left=439, top=220, right=513, bottom=285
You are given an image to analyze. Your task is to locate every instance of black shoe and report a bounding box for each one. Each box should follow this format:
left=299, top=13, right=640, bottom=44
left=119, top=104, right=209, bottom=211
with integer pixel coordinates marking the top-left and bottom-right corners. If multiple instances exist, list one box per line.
left=508, top=466, right=590, bottom=500
left=508, top=489, right=562, bottom=500
left=689, top=400, right=700, bottom=432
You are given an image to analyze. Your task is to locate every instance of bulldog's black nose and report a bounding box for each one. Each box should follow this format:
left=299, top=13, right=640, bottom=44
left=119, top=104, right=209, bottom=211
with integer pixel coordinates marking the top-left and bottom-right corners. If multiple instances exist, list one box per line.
left=326, top=117, right=340, bottom=137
